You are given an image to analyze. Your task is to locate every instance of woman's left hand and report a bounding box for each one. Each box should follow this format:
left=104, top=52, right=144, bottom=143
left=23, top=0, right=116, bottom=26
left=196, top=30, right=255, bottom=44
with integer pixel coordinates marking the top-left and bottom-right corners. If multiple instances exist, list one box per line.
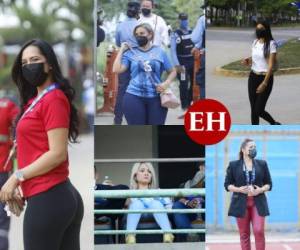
left=0, top=174, right=19, bottom=202
left=156, top=82, right=168, bottom=93
left=250, top=185, right=264, bottom=196
left=256, top=81, right=267, bottom=94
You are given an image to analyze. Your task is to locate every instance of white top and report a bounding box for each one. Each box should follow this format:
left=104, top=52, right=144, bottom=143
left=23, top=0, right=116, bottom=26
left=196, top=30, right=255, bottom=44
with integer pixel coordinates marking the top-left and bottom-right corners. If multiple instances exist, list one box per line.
left=138, top=13, right=169, bottom=47
left=251, top=39, right=277, bottom=73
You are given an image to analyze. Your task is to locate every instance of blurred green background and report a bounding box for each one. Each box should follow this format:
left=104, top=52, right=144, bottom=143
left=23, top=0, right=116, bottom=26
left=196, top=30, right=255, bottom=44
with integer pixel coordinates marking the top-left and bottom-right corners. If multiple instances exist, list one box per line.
left=206, top=0, right=299, bottom=27
left=0, top=0, right=93, bottom=101
left=0, top=0, right=94, bottom=131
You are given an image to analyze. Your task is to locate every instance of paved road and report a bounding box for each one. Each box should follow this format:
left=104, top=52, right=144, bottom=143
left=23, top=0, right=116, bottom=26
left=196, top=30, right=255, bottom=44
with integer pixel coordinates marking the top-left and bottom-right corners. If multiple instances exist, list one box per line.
left=95, top=81, right=185, bottom=125
left=207, top=28, right=300, bottom=124
left=206, top=242, right=300, bottom=250
left=206, top=231, right=300, bottom=250
left=8, top=133, right=94, bottom=250
left=208, top=27, right=300, bottom=42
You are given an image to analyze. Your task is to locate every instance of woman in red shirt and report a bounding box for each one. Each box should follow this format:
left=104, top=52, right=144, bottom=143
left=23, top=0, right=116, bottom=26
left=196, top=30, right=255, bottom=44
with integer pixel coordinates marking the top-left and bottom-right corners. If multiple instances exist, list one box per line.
left=0, top=39, right=83, bottom=250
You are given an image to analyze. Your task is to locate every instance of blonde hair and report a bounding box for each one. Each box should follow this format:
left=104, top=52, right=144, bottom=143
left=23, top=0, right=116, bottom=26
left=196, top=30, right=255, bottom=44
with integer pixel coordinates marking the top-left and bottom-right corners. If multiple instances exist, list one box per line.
left=129, top=162, right=157, bottom=189
left=133, top=23, right=154, bottom=40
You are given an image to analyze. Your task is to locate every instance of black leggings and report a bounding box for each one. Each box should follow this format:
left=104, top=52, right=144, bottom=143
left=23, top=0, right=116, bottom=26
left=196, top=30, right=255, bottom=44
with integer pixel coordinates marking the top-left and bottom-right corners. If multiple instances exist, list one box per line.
left=23, top=180, right=84, bottom=250
left=248, top=71, right=276, bottom=125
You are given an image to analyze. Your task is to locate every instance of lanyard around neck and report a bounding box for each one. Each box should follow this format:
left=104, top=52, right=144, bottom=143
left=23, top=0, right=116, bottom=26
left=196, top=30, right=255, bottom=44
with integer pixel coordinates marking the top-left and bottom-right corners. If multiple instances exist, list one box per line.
left=3, top=83, right=58, bottom=171
left=19, top=83, right=58, bottom=122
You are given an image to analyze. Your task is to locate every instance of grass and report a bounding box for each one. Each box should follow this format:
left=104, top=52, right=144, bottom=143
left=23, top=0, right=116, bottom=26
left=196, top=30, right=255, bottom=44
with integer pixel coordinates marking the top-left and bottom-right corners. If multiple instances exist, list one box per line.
left=222, top=39, right=300, bottom=71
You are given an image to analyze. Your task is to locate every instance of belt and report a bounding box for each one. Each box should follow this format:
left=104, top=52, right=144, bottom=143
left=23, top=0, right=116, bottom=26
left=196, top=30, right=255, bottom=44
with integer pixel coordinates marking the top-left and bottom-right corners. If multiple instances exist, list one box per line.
left=252, top=70, right=267, bottom=76
left=0, top=134, right=9, bottom=143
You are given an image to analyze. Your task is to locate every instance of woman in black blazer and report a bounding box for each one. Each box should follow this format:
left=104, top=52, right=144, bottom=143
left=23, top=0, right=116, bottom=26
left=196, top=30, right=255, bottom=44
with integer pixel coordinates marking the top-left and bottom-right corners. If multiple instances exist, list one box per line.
left=224, top=138, right=272, bottom=250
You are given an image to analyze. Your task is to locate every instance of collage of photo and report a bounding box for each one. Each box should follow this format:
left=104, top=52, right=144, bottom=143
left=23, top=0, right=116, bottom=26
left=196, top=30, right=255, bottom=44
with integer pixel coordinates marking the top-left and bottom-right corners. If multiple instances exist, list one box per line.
left=0, top=0, right=300, bottom=250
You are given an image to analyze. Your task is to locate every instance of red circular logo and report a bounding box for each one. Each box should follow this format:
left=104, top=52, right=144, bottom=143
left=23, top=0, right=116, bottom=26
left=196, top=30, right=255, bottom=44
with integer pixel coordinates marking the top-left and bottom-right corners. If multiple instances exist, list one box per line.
left=184, top=99, right=231, bottom=145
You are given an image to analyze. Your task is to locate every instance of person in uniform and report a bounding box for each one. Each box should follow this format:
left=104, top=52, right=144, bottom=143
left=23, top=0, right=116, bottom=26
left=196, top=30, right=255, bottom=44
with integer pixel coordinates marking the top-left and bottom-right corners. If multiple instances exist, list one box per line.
left=171, top=13, right=195, bottom=117
left=191, top=5, right=206, bottom=99
left=114, top=1, right=140, bottom=125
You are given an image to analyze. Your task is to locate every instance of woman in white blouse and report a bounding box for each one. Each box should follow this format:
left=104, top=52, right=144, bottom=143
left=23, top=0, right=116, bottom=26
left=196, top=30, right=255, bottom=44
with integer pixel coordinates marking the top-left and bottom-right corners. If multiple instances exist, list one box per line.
left=242, top=21, right=281, bottom=125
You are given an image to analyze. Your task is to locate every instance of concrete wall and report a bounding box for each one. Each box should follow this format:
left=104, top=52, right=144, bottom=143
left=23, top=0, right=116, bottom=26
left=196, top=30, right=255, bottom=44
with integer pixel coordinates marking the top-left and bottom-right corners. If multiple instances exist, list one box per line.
left=94, top=126, right=158, bottom=186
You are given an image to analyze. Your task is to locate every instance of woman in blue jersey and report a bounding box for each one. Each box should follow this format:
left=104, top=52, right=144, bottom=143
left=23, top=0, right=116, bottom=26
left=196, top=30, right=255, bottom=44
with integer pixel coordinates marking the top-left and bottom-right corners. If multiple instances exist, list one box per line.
left=113, top=23, right=177, bottom=125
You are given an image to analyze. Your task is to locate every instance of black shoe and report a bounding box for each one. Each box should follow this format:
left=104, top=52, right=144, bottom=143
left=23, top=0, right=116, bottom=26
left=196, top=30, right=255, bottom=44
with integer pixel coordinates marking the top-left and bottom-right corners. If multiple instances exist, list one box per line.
left=274, top=121, right=281, bottom=125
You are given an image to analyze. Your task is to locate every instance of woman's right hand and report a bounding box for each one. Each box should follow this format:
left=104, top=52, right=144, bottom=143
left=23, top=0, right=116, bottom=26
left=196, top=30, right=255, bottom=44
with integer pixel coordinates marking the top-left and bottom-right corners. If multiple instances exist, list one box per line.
left=241, top=58, right=250, bottom=66
left=120, top=42, right=130, bottom=52
left=175, top=65, right=184, bottom=74
left=14, top=188, right=25, bottom=208
left=237, top=186, right=249, bottom=194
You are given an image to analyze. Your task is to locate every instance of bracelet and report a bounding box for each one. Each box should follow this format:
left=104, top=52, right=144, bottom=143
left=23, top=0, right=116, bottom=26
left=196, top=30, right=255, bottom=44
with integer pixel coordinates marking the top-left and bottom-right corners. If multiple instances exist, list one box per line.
left=14, top=170, right=25, bottom=182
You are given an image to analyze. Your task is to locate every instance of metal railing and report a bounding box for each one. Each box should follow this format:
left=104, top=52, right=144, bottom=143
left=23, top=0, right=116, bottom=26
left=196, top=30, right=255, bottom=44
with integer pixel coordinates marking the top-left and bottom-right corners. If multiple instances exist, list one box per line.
left=94, top=188, right=205, bottom=198
left=94, top=229, right=205, bottom=235
left=95, top=157, right=205, bottom=163
left=95, top=209, right=205, bottom=214
left=94, top=158, right=205, bottom=236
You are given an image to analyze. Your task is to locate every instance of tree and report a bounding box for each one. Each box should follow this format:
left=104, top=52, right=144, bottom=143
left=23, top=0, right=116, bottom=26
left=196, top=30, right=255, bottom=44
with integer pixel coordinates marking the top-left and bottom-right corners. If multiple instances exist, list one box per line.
left=174, top=0, right=204, bottom=27
left=206, top=0, right=298, bottom=26
left=154, top=0, right=177, bottom=27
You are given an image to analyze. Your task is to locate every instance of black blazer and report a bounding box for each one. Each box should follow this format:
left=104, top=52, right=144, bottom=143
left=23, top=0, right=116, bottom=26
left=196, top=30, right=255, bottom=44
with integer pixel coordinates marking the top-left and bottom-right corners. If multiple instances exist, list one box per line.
left=224, top=159, right=272, bottom=218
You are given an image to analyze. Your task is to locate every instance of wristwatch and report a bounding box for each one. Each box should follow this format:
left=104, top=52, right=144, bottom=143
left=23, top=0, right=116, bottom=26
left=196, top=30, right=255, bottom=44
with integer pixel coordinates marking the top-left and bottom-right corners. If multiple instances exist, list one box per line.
left=14, top=170, right=25, bottom=182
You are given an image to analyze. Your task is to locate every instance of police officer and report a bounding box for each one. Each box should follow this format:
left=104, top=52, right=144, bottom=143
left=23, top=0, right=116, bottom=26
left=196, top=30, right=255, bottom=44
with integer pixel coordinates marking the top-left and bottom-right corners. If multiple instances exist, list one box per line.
left=0, top=94, right=19, bottom=250
left=191, top=5, right=206, bottom=99
left=171, top=13, right=195, bottom=116
left=114, top=1, right=140, bottom=125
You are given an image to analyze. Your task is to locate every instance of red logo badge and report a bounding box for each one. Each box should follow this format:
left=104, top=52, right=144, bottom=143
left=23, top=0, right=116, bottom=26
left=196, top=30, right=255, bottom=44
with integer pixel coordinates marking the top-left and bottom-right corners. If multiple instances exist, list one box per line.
left=184, top=99, right=231, bottom=145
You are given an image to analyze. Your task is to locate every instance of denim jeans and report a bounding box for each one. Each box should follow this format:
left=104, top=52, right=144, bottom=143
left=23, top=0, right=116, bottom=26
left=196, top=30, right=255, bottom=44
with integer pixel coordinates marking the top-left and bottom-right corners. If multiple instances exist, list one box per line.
left=127, top=199, right=172, bottom=230
left=172, top=201, right=197, bottom=242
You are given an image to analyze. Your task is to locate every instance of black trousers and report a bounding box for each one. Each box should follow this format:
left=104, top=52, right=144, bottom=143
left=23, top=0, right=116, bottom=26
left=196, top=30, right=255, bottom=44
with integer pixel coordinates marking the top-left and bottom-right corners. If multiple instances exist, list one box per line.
left=0, top=173, right=10, bottom=250
left=114, top=70, right=131, bottom=125
left=23, top=180, right=84, bottom=250
left=177, top=57, right=194, bottom=109
left=248, top=71, right=276, bottom=125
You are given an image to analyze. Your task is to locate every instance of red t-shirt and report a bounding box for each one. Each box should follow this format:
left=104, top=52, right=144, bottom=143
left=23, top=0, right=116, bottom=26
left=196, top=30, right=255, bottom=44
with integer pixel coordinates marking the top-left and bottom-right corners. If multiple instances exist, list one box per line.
left=16, top=89, right=70, bottom=198
left=0, top=98, right=19, bottom=172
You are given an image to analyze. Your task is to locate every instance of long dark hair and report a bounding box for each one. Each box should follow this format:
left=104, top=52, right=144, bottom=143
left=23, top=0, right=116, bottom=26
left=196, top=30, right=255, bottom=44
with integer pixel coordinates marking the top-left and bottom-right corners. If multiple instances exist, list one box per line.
left=256, top=21, right=275, bottom=59
left=12, top=39, right=79, bottom=142
left=239, top=138, right=254, bottom=160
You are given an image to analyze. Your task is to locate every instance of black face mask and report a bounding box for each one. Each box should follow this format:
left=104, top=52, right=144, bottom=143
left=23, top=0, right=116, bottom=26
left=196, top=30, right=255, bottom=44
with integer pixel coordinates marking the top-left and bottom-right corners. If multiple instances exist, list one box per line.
left=141, top=8, right=151, bottom=16
left=256, top=28, right=266, bottom=39
left=136, top=36, right=149, bottom=47
left=22, top=63, right=48, bottom=87
left=127, top=9, right=138, bottom=18
left=248, top=148, right=257, bottom=159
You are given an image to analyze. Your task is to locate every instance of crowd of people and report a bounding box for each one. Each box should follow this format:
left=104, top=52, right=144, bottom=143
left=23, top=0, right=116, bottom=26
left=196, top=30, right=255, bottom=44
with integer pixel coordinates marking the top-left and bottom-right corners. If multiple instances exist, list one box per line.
left=106, top=0, right=206, bottom=125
